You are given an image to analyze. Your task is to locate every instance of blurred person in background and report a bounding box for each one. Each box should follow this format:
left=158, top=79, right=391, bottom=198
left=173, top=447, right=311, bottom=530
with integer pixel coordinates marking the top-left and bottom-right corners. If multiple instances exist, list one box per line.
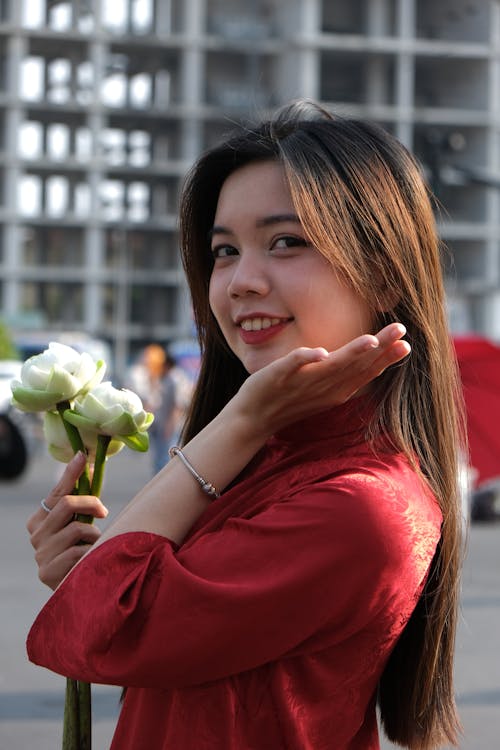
left=127, top=344, right=179, bottom=474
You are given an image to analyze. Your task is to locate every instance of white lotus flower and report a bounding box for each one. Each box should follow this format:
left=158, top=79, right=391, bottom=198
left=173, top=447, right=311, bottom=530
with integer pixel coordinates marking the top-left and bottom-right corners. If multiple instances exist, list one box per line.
left=10, top=342, right=105, bottom=412
left=64, top=381, right=154, bottom=452
left=43, top=410, right=125, bottom=464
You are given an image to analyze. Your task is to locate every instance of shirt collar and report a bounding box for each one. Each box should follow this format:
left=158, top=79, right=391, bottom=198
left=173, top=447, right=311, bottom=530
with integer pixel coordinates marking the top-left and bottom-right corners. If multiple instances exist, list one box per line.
left=270, top=394, right=376, bottom=447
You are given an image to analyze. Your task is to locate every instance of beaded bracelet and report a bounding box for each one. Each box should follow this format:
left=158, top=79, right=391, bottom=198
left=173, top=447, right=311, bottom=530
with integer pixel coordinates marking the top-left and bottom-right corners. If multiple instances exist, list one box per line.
left=168, top=446, right=220, bottom=499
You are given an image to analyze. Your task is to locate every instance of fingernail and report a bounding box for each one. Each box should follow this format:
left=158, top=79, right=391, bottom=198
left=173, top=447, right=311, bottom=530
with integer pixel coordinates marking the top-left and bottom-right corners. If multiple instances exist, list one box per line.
left=70, top=451, right=85, bottom=465
left=365, top=336, right=380, bottom=349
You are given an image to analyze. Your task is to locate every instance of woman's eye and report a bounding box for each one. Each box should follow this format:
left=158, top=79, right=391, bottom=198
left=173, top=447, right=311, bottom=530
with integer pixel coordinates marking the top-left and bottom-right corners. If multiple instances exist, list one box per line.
left=211, top=245, right=238, bottom=259
left=273, top=236, right=309, bottom=250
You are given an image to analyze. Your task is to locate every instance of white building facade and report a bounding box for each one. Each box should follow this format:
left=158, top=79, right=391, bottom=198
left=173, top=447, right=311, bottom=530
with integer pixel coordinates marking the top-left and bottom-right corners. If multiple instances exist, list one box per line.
left=1, top=0, right=500, bottom=371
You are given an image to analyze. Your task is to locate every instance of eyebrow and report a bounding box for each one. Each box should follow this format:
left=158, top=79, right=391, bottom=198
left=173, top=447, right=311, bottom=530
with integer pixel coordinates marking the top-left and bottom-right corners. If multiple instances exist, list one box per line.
left=209, top=213, right=301, bottom=239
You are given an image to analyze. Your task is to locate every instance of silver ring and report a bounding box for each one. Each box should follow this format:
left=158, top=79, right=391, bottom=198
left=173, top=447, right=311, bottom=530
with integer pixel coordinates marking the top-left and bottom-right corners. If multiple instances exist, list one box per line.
left=40, top=498, right=51, bottom=513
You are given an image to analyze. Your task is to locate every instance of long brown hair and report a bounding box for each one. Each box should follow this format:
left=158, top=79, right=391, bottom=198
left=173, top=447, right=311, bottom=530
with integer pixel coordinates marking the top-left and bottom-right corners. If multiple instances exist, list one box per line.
left=179, top=100, right=464, bottom=749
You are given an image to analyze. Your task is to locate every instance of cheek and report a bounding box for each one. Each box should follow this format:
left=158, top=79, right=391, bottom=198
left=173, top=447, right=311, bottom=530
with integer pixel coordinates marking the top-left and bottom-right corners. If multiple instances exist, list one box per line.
left=309, top=281, right=374, bottom=337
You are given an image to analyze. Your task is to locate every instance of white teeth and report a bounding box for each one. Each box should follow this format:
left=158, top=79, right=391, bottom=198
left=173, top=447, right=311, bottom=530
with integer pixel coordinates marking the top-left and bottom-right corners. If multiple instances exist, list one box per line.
left=240, top=317, right=282, bottom=331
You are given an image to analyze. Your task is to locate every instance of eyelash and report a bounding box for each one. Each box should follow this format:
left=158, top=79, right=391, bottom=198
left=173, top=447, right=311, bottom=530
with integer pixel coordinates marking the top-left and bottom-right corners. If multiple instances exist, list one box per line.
left=211, top=245, right=237, bottom=259
left=211, top=235, right=309, bottom=259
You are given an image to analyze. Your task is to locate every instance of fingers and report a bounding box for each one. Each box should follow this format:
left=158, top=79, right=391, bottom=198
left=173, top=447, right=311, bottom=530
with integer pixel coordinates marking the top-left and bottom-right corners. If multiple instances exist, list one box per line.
left=293, top=323, right=410, bottom=401
left=26, top=451, right=109, bottom=590
left=278, top=323, right=408, bottom=384
left=317, top=324, right=408, bottom=398
left=279, top=346, right=329, bottom=371
left=27, top=497, right=106, bottom=590
left=344, top=322, right=407, bottom=355
left=26, top=450, right=108, bottom=534
left=356, top=323, right=411, bottom=377
left=27, top=493, right=108, bottom=536
left=43, top=451, right=88, bottom=512
left=33, top=518, right=102, bottom=562
left=283, top=323, right=407, bottom=370
left=38, top=547, right=91, bottom=591
left=325, top=323, right=408, bottom=369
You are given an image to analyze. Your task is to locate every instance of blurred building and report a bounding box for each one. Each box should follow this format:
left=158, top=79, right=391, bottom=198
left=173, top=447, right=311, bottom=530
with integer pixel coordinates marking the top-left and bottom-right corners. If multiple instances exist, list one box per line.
left=0, top=0, right=500, bottom=373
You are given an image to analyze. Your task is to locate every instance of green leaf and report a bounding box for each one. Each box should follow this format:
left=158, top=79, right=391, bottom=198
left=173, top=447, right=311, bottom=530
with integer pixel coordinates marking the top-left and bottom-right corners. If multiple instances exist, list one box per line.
left=11, top=385, right=63, bottom=412
left=63, top=409, right=99, bottom=432
left=101, top=411, right=138, bottom=436
left=120, top=431, right=150, bottom=452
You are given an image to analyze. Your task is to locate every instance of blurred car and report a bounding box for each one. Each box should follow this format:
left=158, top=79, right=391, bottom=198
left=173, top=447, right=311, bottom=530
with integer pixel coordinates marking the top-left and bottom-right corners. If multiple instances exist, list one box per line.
left=470, top=479, right=500, bottom=522
left=0, top=359, right=30, bottom=479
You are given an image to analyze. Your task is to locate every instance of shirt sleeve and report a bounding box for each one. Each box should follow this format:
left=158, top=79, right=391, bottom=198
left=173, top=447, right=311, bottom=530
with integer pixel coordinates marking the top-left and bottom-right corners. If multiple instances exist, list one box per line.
left=26, top=472, right=440, bottom=690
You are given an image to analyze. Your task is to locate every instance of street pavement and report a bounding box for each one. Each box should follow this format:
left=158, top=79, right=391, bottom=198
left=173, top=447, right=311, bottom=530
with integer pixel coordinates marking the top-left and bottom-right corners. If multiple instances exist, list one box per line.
left=1, top=442, right=499, bottom=749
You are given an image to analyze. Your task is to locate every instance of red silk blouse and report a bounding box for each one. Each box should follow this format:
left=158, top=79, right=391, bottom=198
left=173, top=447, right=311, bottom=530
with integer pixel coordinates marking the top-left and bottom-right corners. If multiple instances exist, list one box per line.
left=27, top=398, right=442, bottom=749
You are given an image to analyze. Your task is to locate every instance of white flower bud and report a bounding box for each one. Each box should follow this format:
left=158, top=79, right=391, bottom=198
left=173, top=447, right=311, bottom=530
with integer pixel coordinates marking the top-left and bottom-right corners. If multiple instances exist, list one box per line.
left=11, top=342, right=105, bottom=412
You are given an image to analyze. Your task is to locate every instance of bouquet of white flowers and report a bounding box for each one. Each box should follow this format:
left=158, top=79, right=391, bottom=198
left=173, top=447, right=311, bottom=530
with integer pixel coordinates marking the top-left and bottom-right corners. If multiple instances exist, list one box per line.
left=11, top=342, right=154, bottom=750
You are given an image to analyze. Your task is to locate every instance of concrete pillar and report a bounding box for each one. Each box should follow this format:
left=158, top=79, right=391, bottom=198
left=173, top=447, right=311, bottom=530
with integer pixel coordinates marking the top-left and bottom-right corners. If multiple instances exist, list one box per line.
left=395, top=0, right=415, bottom=148
left=180, top=0, right=204, bottom=160
left=3, top=32, right=26, bottom=315
left=367, top=0, right=391, bottom=37
left=154, top=0, right=171, bottom=35
left=298, top=0, right=320, bottom=100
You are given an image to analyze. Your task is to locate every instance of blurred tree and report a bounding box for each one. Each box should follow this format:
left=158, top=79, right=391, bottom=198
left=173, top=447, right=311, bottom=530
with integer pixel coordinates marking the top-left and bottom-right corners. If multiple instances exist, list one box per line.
left=0, top=320, right=19, bottom=359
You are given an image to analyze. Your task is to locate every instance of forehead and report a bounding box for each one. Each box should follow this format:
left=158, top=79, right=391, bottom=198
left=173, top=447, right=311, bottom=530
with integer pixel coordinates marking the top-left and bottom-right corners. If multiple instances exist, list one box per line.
left=214, top=161, right=294, bottom=222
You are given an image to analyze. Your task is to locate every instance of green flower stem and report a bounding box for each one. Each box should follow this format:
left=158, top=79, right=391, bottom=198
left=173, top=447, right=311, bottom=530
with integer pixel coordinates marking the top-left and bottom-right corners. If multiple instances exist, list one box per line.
left=62, top=679, right=92, bottom=750
left=78, top=681, right=92, bottom=750
left=90, top=434, right=111, bottom=498
left=57, top=418, right=112, bottom=750
left=56, top=401, right=91, bottom=497
left=63, top=678, right=80, bottom=749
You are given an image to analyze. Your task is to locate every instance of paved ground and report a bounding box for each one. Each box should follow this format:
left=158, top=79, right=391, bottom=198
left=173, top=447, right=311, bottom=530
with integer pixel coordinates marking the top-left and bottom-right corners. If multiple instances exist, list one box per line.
left=1, top=442, right=499, bottom=749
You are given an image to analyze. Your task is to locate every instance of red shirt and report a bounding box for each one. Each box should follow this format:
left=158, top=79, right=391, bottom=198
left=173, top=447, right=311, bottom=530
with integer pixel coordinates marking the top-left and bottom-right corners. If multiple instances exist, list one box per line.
left=27, top=398, right=442, bottom=749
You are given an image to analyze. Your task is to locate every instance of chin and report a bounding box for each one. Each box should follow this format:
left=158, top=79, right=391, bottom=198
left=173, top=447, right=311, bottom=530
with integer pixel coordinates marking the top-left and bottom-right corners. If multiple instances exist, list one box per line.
left=236, top=351, right=270, bottom=374
left=234, top=341, right=297, bottom=374
left=241, top=360, right=265, bottom=375
left=240, top=351, right=287, bottom=374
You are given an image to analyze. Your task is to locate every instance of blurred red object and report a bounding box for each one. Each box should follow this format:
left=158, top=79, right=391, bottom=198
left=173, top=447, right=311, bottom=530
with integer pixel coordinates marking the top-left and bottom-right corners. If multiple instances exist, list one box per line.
left=453, top=335, right=500, bottom=487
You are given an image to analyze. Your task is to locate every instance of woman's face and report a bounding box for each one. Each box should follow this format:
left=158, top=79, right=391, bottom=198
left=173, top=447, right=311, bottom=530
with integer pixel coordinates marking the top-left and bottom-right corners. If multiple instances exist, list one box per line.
left=208, top=160, right=374, bottom=374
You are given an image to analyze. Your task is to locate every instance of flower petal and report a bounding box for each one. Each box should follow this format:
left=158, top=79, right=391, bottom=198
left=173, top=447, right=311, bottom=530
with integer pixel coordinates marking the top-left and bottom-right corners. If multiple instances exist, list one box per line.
left=11, top=385, right=63, bottom=412
left=101, top=411, right=138, bottom=436
left=22, top=362, right=51, bottom=389
left=63, top=410, right=100, bottom=432
left=80, top=360, right=106, bottom=392
left=75, top=391, right=110, bottom=423
left=47, top=365, right=82, bottom=400
left=107, top=438, right=125, bottom=457
left=120, top=431, right=150, bottom=452
left=47, top=442, right=74, bottom=463
left=43, top=411, right=69, bottom=446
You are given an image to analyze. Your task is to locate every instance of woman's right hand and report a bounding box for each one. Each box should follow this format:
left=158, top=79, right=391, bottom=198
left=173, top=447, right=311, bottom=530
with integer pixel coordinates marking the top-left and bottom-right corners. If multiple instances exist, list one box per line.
left=26, top=452, right=109, bottom=590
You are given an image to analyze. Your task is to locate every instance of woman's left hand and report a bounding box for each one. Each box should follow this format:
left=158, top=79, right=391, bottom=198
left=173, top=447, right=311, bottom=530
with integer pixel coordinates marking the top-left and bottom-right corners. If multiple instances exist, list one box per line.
left=231, top=322, right=410, bottom=437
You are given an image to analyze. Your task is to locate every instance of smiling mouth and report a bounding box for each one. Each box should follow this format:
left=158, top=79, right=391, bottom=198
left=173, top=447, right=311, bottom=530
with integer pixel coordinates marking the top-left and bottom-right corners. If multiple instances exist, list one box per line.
left=239, top=317, right=289, bottom=331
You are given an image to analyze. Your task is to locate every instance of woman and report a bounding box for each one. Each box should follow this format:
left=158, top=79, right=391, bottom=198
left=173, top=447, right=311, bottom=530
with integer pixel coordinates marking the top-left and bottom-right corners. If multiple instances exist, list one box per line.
left=26, top=100, right=464, bottom=750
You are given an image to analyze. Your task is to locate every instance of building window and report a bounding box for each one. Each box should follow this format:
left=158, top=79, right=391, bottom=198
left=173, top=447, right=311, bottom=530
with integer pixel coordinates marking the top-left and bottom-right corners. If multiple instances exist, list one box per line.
left=20, top=281, right=83, bottom=326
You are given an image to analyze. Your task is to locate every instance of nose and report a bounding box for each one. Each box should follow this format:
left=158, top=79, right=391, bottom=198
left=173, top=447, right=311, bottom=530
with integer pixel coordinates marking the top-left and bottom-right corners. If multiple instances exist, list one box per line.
left=227, top=252, right=271, bottom=299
